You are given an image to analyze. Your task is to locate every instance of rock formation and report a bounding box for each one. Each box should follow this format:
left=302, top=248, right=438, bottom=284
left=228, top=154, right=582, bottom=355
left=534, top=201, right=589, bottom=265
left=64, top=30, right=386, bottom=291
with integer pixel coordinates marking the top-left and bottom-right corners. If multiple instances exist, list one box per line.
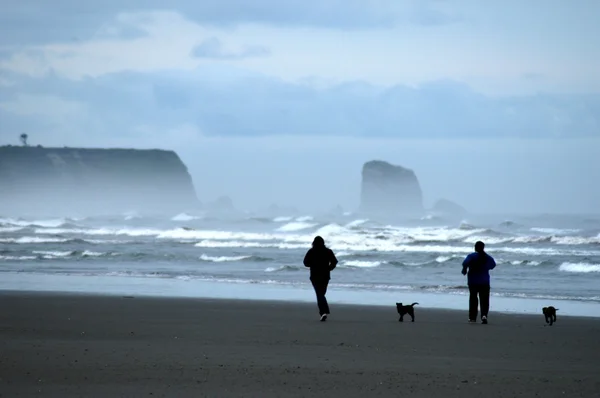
left=359, top=160, right=423, bottom=216
left=0, top=146, right=199, bottom=216
left=206, top=195, right=235, bottom=213
left=431, top=199, right=468, bottom=217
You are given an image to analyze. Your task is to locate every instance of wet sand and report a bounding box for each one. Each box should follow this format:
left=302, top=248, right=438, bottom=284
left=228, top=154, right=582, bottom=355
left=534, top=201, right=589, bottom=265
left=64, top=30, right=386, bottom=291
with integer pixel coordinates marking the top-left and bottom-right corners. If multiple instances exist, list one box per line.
left=1, top=291, right=599, bottom=397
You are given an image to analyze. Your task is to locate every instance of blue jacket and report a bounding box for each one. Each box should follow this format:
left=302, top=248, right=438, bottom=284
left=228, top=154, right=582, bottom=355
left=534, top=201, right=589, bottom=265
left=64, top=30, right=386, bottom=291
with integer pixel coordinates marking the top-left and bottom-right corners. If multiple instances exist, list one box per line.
left=462, top=252, right=496, bottom=285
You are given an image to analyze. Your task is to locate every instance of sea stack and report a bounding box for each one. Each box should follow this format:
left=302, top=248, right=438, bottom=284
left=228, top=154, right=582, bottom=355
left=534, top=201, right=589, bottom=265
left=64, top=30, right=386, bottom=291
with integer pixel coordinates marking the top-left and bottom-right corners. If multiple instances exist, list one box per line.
left=359, top=160, right=423, bottom=216
left=0, top=146, right=199, bottom=215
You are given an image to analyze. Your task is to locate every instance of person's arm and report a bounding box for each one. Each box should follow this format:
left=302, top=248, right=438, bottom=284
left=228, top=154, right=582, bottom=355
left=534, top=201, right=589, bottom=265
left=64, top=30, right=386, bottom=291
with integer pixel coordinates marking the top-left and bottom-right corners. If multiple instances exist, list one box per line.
left=461, top=254, right=472, bottom=275
left=487, top=256, right=497, bottom=271
left=303, top=249, right=312, bottom=268
left=329, top=249, right=338, bottom=271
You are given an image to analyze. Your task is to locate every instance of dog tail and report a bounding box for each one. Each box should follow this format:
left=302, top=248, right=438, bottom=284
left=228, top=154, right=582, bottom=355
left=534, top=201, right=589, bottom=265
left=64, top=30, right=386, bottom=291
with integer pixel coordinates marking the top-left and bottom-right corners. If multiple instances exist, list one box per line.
left=411, top=302, right=419, bottom=306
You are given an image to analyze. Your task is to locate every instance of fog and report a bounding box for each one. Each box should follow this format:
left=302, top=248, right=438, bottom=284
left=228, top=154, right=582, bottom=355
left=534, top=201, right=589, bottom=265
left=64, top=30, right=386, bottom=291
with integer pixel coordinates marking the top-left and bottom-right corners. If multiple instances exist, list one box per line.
left=172, top=136, right=600, bottom=215
left=1, top=1, right=599, bottom=218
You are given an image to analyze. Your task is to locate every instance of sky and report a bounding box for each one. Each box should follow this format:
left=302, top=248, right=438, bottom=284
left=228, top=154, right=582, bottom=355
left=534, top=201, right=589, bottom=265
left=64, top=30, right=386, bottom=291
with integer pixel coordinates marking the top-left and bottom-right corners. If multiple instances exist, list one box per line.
left=1, top=1, right=599, bottom=214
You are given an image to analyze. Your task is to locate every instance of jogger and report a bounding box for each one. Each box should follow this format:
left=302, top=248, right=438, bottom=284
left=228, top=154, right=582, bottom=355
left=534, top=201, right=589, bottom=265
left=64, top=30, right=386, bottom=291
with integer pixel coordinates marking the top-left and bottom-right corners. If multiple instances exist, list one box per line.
left=462, top=241, right=497, bottom=324
left=303, top=236, right=338, bottom=321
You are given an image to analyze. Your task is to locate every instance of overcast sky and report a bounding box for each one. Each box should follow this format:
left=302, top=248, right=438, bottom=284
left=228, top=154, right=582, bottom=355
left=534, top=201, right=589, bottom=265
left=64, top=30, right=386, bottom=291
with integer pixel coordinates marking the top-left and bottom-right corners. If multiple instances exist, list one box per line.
left=1, top=1, right=599, bottom=215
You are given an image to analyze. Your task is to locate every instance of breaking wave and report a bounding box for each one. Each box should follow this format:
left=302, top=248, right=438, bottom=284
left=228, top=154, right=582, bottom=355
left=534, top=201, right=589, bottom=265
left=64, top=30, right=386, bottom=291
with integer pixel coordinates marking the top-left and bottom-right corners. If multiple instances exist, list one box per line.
left=559, top=263, right=600, bottom=273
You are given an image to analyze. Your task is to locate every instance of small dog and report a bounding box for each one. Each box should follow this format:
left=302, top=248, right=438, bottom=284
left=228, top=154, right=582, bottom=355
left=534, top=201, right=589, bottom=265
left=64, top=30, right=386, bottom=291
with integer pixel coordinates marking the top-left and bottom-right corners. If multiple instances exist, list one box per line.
left=396, top=302, right=419, bottom=322
left=542, top=306, right=558, bottom=326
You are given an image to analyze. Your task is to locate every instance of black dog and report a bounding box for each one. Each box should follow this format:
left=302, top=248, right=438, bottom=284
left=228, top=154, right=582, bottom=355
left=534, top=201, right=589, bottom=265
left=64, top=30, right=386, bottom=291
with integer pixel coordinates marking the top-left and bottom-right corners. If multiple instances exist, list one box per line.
left=542, top=306, right=558, bottom=326
left=396, top=302, right=419, bottom=322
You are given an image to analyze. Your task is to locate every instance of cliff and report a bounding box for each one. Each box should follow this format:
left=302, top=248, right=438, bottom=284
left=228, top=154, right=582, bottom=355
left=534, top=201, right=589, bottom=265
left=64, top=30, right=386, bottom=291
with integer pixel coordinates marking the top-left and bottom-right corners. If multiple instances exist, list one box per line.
left=359, top=160, right=423, bottom=216
left=0, top=146, right=199, bottom=216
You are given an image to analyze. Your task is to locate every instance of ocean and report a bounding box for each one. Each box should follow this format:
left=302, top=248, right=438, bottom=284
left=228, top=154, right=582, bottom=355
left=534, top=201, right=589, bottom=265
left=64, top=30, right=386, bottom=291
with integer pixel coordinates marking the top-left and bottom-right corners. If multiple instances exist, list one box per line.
left=1, top=211, right=599, bottom=317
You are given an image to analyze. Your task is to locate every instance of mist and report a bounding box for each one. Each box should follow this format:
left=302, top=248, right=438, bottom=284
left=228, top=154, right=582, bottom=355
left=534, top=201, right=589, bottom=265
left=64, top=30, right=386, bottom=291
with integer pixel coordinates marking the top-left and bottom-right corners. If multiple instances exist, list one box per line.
left=172, top=136, right=600, bottom=216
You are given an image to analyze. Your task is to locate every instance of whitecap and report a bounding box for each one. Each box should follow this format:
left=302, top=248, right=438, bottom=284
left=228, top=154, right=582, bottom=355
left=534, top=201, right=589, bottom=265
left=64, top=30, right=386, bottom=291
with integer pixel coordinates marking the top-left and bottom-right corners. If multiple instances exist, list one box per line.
left=531, top=227, right=581, bottom=235
left=276, top=222, right=317, bottom=232
left=559, top=262, right=600, bottom=273
left=171, top=213, right=201, bottom=222
left=343, top=260, right=383, bottom=268
left=345, top=219, right=368, bottom=228
left=82, top=250, right=105, bottom=257
left=199, top=254, right=251, bottom=262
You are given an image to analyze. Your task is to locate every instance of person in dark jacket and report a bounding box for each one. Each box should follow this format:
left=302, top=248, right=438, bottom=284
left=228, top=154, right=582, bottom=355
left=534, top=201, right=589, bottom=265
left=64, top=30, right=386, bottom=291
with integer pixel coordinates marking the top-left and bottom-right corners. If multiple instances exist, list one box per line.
left=461, top=241, right=497, bottom=324
left=303, top=236, right=338, bottom=321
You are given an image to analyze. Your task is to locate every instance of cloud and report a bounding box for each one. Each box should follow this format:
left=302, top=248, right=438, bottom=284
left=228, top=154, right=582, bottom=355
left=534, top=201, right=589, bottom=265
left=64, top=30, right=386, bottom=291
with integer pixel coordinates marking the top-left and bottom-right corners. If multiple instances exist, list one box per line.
left=0, top=68, right=598, bottom=150
left=0, top=1, right=461, bottom=48
left=191, top=37, right=270, bottom=60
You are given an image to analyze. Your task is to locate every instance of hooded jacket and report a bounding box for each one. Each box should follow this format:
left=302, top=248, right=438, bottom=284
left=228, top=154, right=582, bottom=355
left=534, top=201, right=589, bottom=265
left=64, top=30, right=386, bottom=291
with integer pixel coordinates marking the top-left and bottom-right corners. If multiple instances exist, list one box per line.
left=303, top=243, right=338, bottom=281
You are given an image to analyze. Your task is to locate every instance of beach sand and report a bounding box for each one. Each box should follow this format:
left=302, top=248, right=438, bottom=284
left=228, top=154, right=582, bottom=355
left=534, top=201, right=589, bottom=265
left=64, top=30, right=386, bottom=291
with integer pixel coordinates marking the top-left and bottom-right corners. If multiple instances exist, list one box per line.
left=1, top=291, right=599, bottom=397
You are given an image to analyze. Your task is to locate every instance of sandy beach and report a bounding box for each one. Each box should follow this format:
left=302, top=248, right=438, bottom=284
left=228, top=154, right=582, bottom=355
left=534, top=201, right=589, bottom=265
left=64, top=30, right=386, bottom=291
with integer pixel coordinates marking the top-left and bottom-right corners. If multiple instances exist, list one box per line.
left=1, top=291, right=599, bottom=397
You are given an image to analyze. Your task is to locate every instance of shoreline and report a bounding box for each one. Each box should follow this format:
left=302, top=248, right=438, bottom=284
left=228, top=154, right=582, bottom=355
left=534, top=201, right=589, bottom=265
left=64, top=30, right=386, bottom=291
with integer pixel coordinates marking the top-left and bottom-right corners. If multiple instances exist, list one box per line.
left=1, top=291, right=600, bottom=397
left=2, top=272, right=599, bottom=318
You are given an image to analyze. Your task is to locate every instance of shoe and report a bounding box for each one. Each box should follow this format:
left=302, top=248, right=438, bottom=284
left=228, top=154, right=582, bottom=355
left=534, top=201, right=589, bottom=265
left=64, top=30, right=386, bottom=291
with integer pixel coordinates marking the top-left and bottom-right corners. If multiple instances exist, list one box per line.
left=481, top=316, right=488, bottom=324
left=320, top=314, right=328, bottom=322
left=468, top=319, right=476, bottom=323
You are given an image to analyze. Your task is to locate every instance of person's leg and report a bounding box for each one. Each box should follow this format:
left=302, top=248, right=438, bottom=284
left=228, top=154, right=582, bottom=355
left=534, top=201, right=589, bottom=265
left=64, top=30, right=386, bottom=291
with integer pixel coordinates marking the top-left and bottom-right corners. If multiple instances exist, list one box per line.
left=320, top=279, right=330, bottom=315
left=310, top=279, right=322, bottom=314
left=311, top=279, right=329, bottom=316
left=480, top=284, right=490, bottom=318
left=468, top=284, right=479, bottom=321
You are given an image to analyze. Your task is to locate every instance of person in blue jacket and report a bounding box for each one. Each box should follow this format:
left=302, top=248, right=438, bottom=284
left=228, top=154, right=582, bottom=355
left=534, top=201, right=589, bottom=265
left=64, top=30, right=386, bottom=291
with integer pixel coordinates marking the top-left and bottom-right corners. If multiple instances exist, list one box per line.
left=461, top=241, right=497, bottom=324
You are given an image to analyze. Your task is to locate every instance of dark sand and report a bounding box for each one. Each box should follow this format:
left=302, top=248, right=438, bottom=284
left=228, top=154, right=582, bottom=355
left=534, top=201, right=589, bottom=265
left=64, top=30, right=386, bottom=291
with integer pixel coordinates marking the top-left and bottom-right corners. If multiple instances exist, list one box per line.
left=1, top=292, right=599, bottom=397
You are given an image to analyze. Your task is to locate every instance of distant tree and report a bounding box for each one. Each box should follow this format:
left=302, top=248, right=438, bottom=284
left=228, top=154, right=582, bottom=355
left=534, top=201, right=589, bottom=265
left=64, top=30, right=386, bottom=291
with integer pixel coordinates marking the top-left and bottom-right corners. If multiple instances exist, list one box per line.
left=20, top=133, right=28, bottom=146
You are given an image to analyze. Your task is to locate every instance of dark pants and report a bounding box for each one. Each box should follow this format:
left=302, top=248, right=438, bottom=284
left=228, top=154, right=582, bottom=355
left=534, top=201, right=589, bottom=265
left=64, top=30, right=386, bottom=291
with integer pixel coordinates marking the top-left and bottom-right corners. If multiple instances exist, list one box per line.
left=310, top=278, right=330, bottom=315
left=469, top=284, right=490, bottom=320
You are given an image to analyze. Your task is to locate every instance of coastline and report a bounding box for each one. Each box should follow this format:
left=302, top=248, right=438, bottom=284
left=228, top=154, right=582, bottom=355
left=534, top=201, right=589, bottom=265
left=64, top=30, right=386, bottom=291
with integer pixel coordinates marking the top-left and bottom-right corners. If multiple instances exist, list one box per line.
left=2, top=272, right=599, bottom=318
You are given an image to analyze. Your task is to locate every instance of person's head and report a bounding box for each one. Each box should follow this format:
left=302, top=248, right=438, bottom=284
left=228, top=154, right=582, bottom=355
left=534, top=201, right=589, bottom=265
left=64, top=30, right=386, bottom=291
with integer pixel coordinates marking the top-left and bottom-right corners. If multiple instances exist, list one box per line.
left=474, top=241, right=485, bottom=253
left=312, top=235, right=325, bottom=248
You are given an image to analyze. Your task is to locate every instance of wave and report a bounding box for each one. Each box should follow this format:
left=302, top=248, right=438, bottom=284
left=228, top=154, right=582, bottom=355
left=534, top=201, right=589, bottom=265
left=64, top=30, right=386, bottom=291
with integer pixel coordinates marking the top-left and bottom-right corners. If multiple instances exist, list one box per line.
left=0, top=237, right=92, bottom=244
left=276, top=222, right=318, bottom=232
left=33, top=250, right=75, bottom=258
left=0, top=255, right=38, bottom=261
left=190, top=239, right=600, bottom=256
left=0, top=249, right=109, bottom=261
left=531, top=227, right=581, bottom=235
left=559, top=262, right=600, bottom=273
left=265, top=265, right=301, bottom=272
left=343, top=260, right=383, bottom=268
left=0, top=217, right=71, bottom=228
left=506, top=260, right=543, bottom=266
left=82, top=250, right=106, bottom=257
left=458, top=221, right=478, bottom=230
left=171, top=213, right=202, bottom=222
left=0, top=226, right=26, bottom=233
left=345, top=219, right=369, bottom=228
left=435, top=255, right=459, bottom=263
left=194, top=240, right=307, bottom=249
left=199, top=254, right=252, bottom=262
left=551, top=236, right=600, bottom=245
